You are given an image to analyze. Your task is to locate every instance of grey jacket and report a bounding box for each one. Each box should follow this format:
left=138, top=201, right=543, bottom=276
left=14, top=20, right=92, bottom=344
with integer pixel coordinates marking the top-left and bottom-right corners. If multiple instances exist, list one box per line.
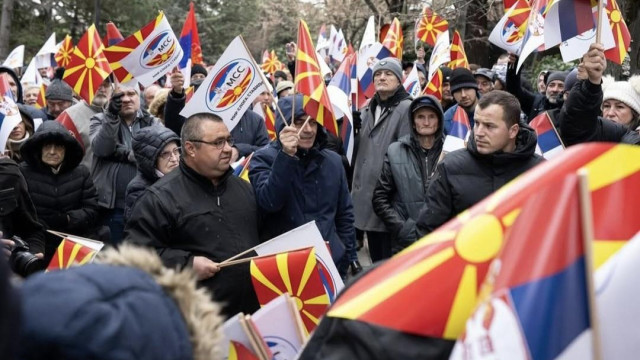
left=352, top=86, right=412, bottom=232
left=90, top=109, right=159, bottom=209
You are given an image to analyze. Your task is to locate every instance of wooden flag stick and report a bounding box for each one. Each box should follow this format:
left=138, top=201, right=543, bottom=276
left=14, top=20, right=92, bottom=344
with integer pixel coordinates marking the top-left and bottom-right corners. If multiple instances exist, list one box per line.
left=595, top=0, right=604, bottom=44
left=217, top=255, right=261, bottom=268
left=297, top=115, right=311, bottom=136
left=45, top=230, right=102, bottom=245
left=577, top=169, right=602, bottom=360
left=220, top=245, right=258, bottom=264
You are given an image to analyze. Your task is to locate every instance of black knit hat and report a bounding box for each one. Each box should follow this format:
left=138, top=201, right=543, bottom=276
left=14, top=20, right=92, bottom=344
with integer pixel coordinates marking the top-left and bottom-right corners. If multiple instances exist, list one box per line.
left=439, top=66, right=453, bottom=83
left=191, top=64, right=208, bottom=78
left=449, top=68, right=478, bottom=93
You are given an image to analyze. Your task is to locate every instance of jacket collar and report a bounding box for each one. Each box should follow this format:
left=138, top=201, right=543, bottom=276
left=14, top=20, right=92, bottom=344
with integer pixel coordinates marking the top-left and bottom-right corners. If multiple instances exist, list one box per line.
left=179, top=159, right=233, bottom=191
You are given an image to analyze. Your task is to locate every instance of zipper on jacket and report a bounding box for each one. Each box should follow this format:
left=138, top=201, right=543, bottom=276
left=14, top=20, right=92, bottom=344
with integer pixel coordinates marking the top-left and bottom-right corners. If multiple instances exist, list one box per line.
left=217, top=196, right=220, bottom=207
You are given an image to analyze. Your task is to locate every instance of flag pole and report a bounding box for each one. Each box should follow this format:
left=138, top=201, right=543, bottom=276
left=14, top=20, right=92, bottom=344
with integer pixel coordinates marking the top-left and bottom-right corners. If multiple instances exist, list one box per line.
left=577, top=168, right=602, bottom=360
left=595, top=0, right=604, bottom=44
left=237, top=35, right=289, bottom=127
left=292, top=21, right=300, bottom=127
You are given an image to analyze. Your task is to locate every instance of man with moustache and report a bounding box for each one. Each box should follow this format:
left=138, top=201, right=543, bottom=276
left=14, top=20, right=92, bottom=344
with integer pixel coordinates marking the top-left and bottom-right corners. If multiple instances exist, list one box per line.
left=57, top=76, right=114, bottom=169
left=442, top=68, right=480, bottom=134
left=416, top=91, right=543, bottom=235
left=126, top=112, right=261, bottom=318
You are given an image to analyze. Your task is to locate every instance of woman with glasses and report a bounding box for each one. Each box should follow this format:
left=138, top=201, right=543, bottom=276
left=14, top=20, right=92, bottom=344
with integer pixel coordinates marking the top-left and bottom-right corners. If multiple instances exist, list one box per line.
left=124, top=126, right=180, bottom=221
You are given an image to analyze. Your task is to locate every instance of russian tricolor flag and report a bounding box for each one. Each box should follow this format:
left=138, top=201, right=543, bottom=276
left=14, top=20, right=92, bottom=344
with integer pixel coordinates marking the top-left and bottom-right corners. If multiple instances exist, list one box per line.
left=443, top=106, right=471, bottom=153
left=530, top=112, right=564, bottom=159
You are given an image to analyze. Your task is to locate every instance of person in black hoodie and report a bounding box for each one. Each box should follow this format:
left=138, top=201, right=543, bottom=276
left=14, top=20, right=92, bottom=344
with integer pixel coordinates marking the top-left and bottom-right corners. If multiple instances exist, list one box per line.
left=372, top=95, right=444, bottom=253
left=19, top=121, right=101, bottom=265
left=416, top=90, right=543, bottom=236
left=124, top=125, right=180, bottom=221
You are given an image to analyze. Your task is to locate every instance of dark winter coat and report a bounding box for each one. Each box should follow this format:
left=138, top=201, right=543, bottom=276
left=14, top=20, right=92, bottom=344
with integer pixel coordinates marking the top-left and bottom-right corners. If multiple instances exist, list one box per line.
left=124, top=126, right=179, bottom=222
left=164, top=90, right=269, bottom=157
left=90, top=110, right=159, bottom=209
left=416, top=124, right=544, bottom=236
left=372, top=96, right=444, bottom=252
left=19, top=121, right=100, bottom=262
left=352, top=86, right=412, bottom=232
left=0, top=158, right=45, bottom=255
left=125, top=161, right=261, bottom=318
left=558, top=80, right=640, bottom=146
left=249, top=94, right=357, bottom=266
left=506, top=64, right=561, bottom=122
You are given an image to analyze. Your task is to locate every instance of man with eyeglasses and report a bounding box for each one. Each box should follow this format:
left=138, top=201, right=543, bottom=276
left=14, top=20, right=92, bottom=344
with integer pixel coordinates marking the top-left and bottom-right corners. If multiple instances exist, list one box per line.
left=249, top=94, right=361, bottom=279
left=126, top=112, right=261, bottom=318
left=90, top=83, right=159, bottom=246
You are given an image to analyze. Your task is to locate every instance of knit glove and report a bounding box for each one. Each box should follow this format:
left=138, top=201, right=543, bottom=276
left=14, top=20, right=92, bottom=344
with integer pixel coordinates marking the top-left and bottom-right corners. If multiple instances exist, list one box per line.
left=107, top=92, right=124, bottom=117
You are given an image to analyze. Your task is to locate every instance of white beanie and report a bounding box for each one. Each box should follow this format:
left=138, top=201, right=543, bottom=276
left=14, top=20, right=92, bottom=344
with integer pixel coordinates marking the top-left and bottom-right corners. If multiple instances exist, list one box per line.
left=602, top=75, right=640, bottom=115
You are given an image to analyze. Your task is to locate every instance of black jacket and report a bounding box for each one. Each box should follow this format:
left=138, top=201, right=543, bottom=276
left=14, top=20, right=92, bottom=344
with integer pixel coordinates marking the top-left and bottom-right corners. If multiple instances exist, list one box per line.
left=416, top=124, right=544, bottom=236
left=164, top=90, right=269, bottom=157
left=125, top=161, right=261, bottom=318
left=0, top=158, right=45, bottom=255
left=19, top=121, right=100, bottom=262
left=506, top=65, right=561, bottom=122
left=558, top=80, right=640, bottom=146
left=124, top=125, right=179, bottom=222
left=372, top=95, right=444, bottom=252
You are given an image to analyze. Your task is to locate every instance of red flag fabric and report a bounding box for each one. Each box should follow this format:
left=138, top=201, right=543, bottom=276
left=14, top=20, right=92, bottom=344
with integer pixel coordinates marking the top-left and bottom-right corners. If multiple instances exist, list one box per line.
left=228, top=341, right=260, bottom=360
left=295, top=19, right=338, bottom=136
left=604, top=0, right=631, bottom=64
left=382, top=17, right=404, bottom=59
left=105, top=22, right=124, bottom=47
left=263, top=104, right=277, bottom=141
left=63, top=24, right=112, bottom=104
left=46, top=238, right=97, bottom=271
left=448, top=30, right=469, bottom=69
left=56, top=110, right=84, bottom=149
left=34, top=84, right=47, bottom=109
left=415, top=8, right=449, bottom=47
left=54, top=35, right=74, bottom=68
left=261, top=50, right=284, bottom=75
left=250, top=247, right=330, bottom=334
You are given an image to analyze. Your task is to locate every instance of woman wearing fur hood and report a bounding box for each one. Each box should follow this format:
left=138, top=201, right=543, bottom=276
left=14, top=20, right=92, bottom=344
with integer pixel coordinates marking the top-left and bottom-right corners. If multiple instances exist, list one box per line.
left=16, top=244, right=224, bottom=360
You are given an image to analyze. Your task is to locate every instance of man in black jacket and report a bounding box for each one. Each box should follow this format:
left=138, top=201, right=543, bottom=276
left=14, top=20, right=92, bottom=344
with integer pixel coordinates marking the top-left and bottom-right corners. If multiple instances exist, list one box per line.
left=125, top=112, right=261, bottom=318
left=416, top=90, right=543, bottom=235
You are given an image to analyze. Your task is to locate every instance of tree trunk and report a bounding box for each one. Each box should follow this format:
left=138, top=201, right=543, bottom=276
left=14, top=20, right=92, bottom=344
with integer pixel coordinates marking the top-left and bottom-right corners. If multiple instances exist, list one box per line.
left=626, top=0, right=640, bottom=75
left=463, top=0, right=491, bottom=67
left=0, top=0, right=15, bottom=59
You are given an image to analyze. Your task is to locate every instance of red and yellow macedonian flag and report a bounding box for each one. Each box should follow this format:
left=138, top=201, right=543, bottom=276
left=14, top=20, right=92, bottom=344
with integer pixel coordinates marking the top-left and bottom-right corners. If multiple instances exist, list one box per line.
left=46, top=238, right=99, bottom=271
left=294, top=19, right=338, bottom=136
left=382, top=17, right=404, bottom=60
left=424, top=68, right=443, bottom=100
left=415, top=8, right=449, bottom=47
left=62, top=25, right=112, bottom=104
left=263, top=103, right=277, bottom=141
left=448, top=30, right=469, bottom=69
left=250, top=247, right=330, bottom=335
left=54, top=35, right=74, bottom=68
left=604, top=0, right=631, bottom=65
left=261, top=50, right=284, bottom=75
left=327, top=143, right=640, bottom=340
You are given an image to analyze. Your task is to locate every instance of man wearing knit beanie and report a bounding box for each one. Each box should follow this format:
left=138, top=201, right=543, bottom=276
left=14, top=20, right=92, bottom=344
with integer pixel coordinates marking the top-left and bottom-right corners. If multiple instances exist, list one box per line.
left=352, top=56, right=412, bottom=262
left=505, top=54, right=564, bottom=122
left=190, top=64, right=208, bottom=85
left=442, top=67, right=479, bottom=134
left=45, top=79, right=74, bottom=119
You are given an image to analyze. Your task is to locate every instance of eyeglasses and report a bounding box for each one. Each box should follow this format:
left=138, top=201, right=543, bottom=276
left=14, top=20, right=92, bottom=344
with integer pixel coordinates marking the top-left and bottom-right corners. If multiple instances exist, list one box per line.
left=159, top=147, right=181, bottom=161
left=188, top=137, right=235, bottom=149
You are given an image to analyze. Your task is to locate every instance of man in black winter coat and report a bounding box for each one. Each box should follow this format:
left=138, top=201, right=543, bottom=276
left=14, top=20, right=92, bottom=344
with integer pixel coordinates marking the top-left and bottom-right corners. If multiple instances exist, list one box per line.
left=416, top=90, right=544, bottom=236
left=125, top=112, right=261, bottom=318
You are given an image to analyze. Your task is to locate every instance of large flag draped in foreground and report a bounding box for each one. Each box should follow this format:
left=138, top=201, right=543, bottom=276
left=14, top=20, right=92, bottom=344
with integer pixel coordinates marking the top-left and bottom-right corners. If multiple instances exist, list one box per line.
left=104, top=12, right=183, bottom=86
left=179, top=36, right=267, bottom=132
left=298, top=143, right=640, bottom=359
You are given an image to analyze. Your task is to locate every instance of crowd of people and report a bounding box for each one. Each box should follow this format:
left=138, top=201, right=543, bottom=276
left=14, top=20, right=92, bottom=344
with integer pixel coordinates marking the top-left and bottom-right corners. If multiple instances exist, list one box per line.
left=0, top=37, right=639, bottom=358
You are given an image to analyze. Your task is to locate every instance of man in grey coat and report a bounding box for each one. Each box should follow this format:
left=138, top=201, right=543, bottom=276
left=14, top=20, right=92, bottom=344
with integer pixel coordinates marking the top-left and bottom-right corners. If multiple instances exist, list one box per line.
left=351, top=57, right=412, bottom=262
left=90, top=83, right=159, bottom=245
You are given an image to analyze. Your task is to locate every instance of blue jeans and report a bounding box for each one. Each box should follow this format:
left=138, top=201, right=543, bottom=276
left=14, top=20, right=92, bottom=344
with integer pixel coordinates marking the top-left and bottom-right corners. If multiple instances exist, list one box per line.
left=102, top=208, right=125, bottom=247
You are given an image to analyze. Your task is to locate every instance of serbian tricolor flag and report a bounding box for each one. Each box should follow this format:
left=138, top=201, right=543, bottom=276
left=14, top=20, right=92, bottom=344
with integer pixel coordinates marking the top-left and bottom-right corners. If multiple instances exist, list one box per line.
left=56, top=110, right=84, bottom=149
left=62, top=24, right=112, bottom=105
left=54, top=34, right=73, bottom=68
left=448, top=30, right=469, bottom=69
left=0, top=96, right=22, bottom=152
left=179, top=2, right=203, bottom=68
left=451, top=174, right=593, bottom=359
left=443, top=106, right=471, bottom=153
left=46, top=234, right=104, bottom=271
left=544, top=0, right=595, bottom=48
left=232, top=152, right=253, bottom=182
left=295, top=19, right=338, bottom=136
left=327, top=53, right=356, bottom=163
left=356, top=42, right=392, bottom=100
left=381, top=17, right=403, bottom=60
left=403, top=64, right=422, bottom=99
left=0, top=75, right=15, bottom=101
left=105, top=22, right=124, bottom=46
left=604, top=0, right=631, bottom=64
left=415, top=8, right=449, bottom=47
left=530, top=111, right=564, bottom=159
left=424, top=68, right=443, bottom=100
left=250, top=247, right=330, bottom=335
left=104, top=12, right=183, bottom=86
